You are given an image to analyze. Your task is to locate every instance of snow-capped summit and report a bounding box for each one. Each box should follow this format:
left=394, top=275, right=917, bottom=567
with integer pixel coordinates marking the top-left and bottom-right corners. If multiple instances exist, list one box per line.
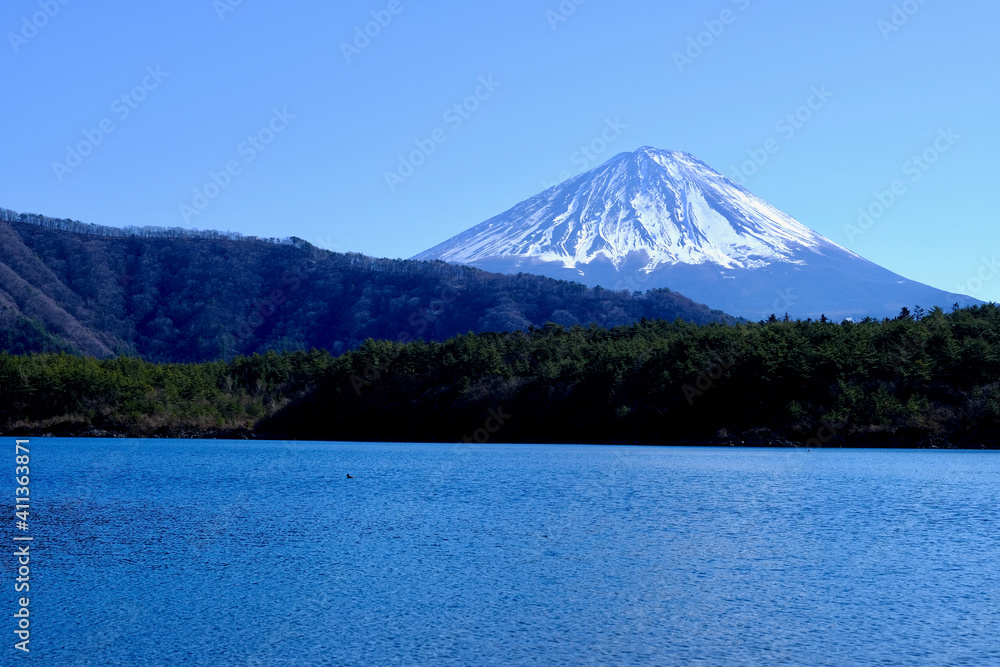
left=415, top=147, right=979, bottom=320
left=418, top=147, right=847, bottom=270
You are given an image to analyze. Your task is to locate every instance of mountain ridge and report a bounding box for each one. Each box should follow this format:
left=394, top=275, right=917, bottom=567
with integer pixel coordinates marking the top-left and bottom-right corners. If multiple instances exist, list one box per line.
left=415, top=147, right=980, bottom=319
left=0, top=213, right=735, bottom=361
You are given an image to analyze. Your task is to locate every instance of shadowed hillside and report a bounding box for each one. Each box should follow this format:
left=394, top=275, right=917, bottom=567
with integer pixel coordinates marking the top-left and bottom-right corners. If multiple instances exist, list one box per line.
left=0, top=211, right=736, bottom=362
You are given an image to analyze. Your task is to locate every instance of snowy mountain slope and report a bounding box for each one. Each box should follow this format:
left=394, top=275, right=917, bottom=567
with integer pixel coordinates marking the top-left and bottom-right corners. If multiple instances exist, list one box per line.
left=415, top=147, right=980, bottom=320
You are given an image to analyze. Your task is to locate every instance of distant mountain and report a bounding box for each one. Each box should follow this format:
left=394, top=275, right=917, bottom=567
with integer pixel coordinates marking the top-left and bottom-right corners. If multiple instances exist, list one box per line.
left=0, top=210, right=735, bottom=361
left=415, top=147, right=981, bottom=320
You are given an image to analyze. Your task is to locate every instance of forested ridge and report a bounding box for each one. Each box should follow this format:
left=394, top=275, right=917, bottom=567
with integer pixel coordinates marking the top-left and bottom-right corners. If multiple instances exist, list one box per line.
left=0, top=212, right=734, bottom=361
left=0, top=207, right=288, bottom=242
left=4, top=304, right=1000, bottom=447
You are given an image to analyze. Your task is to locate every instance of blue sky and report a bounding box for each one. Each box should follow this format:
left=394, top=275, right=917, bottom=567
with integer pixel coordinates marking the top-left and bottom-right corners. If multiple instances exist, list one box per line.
left=3, top=0, right=998, bottom=301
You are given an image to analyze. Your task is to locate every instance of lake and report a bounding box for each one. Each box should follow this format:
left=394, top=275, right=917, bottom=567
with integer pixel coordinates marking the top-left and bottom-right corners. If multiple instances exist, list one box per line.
left=17, top=439, right=1000, bottom=665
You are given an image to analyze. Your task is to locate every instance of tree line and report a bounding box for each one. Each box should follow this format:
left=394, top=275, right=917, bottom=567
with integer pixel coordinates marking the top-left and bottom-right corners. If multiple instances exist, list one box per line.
left=0, top=207, right=295, bottom=244
left=5, top=304, right=1000, bottom=447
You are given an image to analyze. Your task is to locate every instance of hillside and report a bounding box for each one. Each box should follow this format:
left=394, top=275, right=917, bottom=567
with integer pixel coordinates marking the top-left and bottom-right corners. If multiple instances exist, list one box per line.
left=0, top=211, right=736, bottom=362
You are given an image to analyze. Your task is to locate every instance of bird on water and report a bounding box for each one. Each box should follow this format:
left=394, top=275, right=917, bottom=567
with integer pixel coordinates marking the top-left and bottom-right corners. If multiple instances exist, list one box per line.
left=346, top=474, right=354, bottom=479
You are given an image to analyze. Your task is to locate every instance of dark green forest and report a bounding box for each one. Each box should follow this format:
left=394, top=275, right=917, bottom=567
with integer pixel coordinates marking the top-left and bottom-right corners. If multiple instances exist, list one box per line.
left=5, top=304, right=1000, bottom=447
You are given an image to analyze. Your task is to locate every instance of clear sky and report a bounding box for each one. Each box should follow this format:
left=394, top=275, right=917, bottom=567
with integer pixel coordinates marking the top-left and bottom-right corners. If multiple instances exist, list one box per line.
left=3, top=0, right=998, bottom=300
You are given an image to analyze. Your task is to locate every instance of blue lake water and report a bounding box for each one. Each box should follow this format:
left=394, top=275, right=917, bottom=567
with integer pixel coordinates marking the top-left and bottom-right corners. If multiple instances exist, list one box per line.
left=14, top=439, right=1000, bottom=665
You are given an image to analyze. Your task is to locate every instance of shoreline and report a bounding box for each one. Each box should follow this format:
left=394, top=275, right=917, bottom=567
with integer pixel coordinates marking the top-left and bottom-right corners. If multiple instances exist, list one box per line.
left=7, top=424, right=998, bottom=449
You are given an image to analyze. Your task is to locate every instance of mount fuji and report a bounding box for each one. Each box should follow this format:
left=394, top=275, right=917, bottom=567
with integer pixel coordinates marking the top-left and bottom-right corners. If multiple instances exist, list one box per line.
left=414, top=147, right=980, bottom=320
